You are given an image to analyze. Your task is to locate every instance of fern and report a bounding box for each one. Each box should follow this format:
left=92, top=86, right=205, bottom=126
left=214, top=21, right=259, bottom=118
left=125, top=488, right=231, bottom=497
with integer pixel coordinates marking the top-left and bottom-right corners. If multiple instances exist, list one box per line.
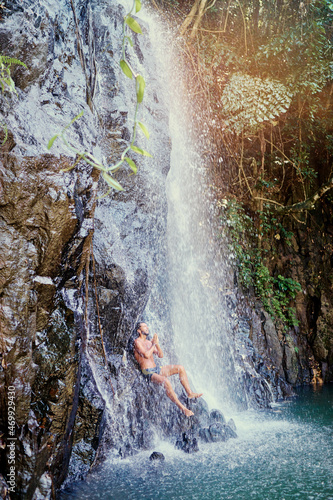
left=220, top=73, right=293, bottom=135
left=0, top=53, right=27, bottom=146
left=0, top=53, right=27, bottom=95
left=0, top=55, right=27, bottom=68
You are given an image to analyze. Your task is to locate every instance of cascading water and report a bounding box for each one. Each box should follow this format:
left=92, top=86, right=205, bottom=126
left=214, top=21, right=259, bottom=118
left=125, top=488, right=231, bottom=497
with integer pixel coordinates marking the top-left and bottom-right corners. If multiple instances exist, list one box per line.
left=87, top=0, right=252, bottom=459
left=140, top=8, right=247, bottom=415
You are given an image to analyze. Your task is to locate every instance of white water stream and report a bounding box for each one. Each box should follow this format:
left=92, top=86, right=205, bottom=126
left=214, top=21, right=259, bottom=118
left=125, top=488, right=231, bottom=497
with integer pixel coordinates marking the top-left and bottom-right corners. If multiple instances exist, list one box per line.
left=139, top=7, right=243, bottom=413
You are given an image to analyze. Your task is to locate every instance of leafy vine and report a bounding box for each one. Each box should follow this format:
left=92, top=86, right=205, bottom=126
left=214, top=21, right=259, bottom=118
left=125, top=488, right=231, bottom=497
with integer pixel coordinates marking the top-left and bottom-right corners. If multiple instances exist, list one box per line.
left=48, top=0, right=151, bottom=194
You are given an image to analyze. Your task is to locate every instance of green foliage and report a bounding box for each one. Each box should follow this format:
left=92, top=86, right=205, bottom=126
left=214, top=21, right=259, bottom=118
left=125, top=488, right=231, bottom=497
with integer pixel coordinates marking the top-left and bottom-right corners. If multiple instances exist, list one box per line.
left=0, top=54, right=27, bottom=95
left=0, top=53, right=27, bottom=146
left=182, top=0, right=333, bottom=216
left=220, top=73, right=292, bottom=135
left=222, top=200, right=302, bottom=328
left=47, top=111, right=125, bottom=192
left=255, top=20, right=333, bottom=95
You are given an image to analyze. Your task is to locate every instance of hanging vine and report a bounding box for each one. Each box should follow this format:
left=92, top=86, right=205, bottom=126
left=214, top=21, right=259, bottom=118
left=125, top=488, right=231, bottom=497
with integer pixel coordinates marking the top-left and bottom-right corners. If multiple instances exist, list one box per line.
left=48, top=0, right=151, bottom=194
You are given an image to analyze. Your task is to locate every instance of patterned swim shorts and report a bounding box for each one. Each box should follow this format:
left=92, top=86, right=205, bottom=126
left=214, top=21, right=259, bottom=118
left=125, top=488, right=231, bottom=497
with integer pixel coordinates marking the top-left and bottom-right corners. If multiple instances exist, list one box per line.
left=141, top=366, right=161, bottom=381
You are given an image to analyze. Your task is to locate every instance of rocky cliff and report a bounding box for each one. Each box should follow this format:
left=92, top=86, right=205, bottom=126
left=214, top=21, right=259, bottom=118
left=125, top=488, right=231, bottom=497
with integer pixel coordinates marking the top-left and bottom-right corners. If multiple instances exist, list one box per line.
left=0, top=0, right=171, bottom=496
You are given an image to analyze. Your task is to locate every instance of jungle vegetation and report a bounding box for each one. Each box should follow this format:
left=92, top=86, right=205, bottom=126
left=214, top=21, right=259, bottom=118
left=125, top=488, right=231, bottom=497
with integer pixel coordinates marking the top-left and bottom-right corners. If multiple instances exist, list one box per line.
left=152, top=0, right=333, bottom=327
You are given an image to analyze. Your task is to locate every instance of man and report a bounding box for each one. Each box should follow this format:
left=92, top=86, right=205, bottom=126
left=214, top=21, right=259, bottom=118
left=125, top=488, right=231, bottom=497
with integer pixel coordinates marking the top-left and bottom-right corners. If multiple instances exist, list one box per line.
left=134, top=322, right=203, bottom=417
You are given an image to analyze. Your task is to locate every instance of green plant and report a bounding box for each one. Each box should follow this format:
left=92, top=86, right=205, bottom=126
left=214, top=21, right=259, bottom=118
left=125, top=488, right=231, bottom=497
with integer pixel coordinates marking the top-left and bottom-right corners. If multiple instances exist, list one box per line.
left=220, top=73, right=292, bottom=135
left=48, top=0, right=152, bottom=193
left=222, top=200, right=302, bottom=328
left=0, top=54, right=27, bottom=145
left=0, top=54, right=27, bottom=95
left=47, top=111, right=125, bottom=191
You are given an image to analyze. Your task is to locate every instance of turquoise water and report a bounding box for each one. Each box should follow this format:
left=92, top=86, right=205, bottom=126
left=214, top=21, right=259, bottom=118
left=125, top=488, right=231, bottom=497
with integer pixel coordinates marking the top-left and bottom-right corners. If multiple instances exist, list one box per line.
left=61, top=385, right=333, bottom=500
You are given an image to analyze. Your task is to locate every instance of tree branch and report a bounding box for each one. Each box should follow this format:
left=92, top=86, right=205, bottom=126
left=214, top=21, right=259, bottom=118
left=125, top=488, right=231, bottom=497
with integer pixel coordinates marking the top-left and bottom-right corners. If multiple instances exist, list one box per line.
left=254, top=175, right=333, bottom=213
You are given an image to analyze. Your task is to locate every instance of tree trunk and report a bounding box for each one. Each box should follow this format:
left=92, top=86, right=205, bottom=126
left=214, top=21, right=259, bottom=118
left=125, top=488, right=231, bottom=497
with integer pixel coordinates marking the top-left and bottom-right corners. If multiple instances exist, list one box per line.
left=179, top=0, right=201, bottom=35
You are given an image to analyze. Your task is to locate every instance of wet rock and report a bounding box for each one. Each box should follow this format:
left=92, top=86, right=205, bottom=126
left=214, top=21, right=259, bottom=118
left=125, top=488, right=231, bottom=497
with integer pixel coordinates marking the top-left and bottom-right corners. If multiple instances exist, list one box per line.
left=0, top=475, right=10, bottom=500
left=227, top=418, right=236, bottom=432
left=284, top=344, right=299, bottom=385
left=209, top=423, right=227, bottom=442
left=199, top=427, right=212, bottom=443
left=199, top=422, right=237, bottom=443
left=119, top=443, right=135, bottom=459
left=175, top=432, right=199, bottom=454
left=209, top=409, right=226, bottom=425
left=149, top=451, right=165, bottom=461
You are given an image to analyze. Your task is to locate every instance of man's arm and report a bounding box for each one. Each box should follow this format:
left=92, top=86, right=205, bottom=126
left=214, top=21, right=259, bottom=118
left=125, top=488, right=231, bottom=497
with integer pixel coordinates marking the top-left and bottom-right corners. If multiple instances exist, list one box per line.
left=134, top=339, right=156, bottom=359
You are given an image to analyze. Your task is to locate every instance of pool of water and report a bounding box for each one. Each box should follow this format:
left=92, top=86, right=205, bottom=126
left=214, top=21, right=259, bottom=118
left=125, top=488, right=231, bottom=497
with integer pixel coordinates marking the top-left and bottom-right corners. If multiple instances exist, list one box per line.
left=60, top=384, right=333, bottom=500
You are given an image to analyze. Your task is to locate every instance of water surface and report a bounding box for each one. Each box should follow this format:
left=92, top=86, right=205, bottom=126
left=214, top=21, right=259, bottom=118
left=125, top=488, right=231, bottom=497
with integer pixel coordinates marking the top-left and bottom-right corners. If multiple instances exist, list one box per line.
left=61, top=384, right=333, bottom=500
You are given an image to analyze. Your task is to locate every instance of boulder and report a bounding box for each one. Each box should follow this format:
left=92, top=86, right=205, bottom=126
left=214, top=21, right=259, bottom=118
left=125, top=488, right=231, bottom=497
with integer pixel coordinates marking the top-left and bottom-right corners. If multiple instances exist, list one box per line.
left=149, top=451, right=165, bottom=461
left=209, top=409, right=226, bottom=425
left=175, top=432, right=199, bottom=454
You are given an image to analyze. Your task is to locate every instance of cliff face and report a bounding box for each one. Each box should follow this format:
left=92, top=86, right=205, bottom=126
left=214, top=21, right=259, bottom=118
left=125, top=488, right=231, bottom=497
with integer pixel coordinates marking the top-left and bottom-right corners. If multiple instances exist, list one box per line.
left=228, top=203, right=333, bottom=398
left=0, top=0, right=171, bottom=497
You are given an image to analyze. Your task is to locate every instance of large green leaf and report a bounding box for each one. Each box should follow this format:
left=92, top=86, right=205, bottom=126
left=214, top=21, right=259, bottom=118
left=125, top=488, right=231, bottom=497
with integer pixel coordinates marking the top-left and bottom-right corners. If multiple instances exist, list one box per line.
left=138, top=121, right=149, bottom=139
left=47, top=134, right=60, bottom=149
left=131, top=145, right=153, bottom=157
left=136, top=75, right=145, bottom=103
left=120, top=59, right=133, bottom=79
left=102, top=172, right=124, bottom=191
left=135, top=0, right=142, bottom=13
left=124, top=156, right=138, bottom=173
left=125, top=16, right=142, bottom=35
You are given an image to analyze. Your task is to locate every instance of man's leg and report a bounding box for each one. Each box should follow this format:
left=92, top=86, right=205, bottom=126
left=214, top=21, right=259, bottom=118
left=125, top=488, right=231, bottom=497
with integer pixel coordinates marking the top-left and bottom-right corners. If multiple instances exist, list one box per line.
left=160, top=365, right=203, bottom=399
left=151, top=373, right=194, bottom=417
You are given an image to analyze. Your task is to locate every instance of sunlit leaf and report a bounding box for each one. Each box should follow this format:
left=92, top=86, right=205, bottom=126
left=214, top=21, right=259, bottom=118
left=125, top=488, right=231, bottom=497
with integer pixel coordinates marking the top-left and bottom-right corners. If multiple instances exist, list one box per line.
left=125, top=16, right=142, bottom=34
left=120, top=59, right=133, bottom=79
left=47, top=134, right=60, bottom=149
left=131, top=145, right=152, bottom=157
left=102, top=171, right=124, bottom=191
left=135, top=0, right=142, bottom=13
left=124, top=156, right=138, bottom=173
left=136, top=75, right=145, bottom=103
left=138, top=121, right=149, bottom=139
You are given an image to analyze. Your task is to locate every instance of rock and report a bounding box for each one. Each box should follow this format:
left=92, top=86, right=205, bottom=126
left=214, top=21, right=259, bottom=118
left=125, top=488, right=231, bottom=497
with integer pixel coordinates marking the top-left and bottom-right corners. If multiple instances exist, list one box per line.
left=262, top=311, right=284, bottom=376
left=199, top=427, right=212, bottom=443
left=199, top=422, right=237, bottom=443
left=227, top=418, right=236, bottom=432
left=175, top=432, right=199, bottom=454
left=119, top=443, right=134, bottom=459
left=149, top=451, right=165, bottom=461
left=209, top=409, right=226, bottom=425
left=284, top=344, right=299, bottom=385
left=209, top=423, right=227, bottom=442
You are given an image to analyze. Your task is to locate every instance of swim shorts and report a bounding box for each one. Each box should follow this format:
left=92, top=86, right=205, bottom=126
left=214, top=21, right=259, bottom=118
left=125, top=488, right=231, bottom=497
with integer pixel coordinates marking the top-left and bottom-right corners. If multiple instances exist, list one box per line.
left=142, top=366, right=161, bottom=381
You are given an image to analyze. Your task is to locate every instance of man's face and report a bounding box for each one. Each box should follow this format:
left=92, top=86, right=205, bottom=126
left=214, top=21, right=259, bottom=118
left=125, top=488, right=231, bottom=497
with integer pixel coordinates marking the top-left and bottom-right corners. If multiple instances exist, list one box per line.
left=139, top=323, right=149, bottom=336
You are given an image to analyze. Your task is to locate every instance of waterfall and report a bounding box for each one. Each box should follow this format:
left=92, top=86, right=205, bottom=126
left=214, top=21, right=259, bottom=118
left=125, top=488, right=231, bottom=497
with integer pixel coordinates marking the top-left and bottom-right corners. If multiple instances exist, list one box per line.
left=138, top=9, right=245, bottom=413
left=88, top=0, right=270, bottom=471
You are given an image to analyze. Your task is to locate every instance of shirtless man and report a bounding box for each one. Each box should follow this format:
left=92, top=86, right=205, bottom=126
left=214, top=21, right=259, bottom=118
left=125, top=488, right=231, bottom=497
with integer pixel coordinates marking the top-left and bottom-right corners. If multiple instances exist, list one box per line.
left=134, top=322, right=203, bottom=417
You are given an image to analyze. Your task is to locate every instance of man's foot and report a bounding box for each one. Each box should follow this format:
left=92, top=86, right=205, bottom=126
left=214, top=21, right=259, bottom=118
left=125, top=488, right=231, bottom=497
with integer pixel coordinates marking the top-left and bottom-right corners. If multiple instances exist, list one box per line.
left=187, top=392, right=203, bottom=399
left=182, top=407, right=194, bottom=417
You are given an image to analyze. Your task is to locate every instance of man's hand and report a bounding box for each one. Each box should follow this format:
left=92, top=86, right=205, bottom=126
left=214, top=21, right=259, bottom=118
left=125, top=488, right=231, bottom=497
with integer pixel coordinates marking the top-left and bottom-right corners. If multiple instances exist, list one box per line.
left=152, top=333, right=159, bottom=345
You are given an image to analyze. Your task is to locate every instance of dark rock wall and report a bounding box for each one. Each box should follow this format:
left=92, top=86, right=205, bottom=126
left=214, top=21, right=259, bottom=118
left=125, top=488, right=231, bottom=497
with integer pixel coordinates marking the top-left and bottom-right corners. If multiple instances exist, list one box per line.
left=0, top=0, right=171, bottom=497
left=230, top=206, right=333, bottom=398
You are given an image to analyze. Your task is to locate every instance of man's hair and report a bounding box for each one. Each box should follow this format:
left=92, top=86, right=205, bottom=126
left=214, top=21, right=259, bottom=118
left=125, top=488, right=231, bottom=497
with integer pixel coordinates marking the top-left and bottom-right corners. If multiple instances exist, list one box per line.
left=135, top=322, right=143, bottom=333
